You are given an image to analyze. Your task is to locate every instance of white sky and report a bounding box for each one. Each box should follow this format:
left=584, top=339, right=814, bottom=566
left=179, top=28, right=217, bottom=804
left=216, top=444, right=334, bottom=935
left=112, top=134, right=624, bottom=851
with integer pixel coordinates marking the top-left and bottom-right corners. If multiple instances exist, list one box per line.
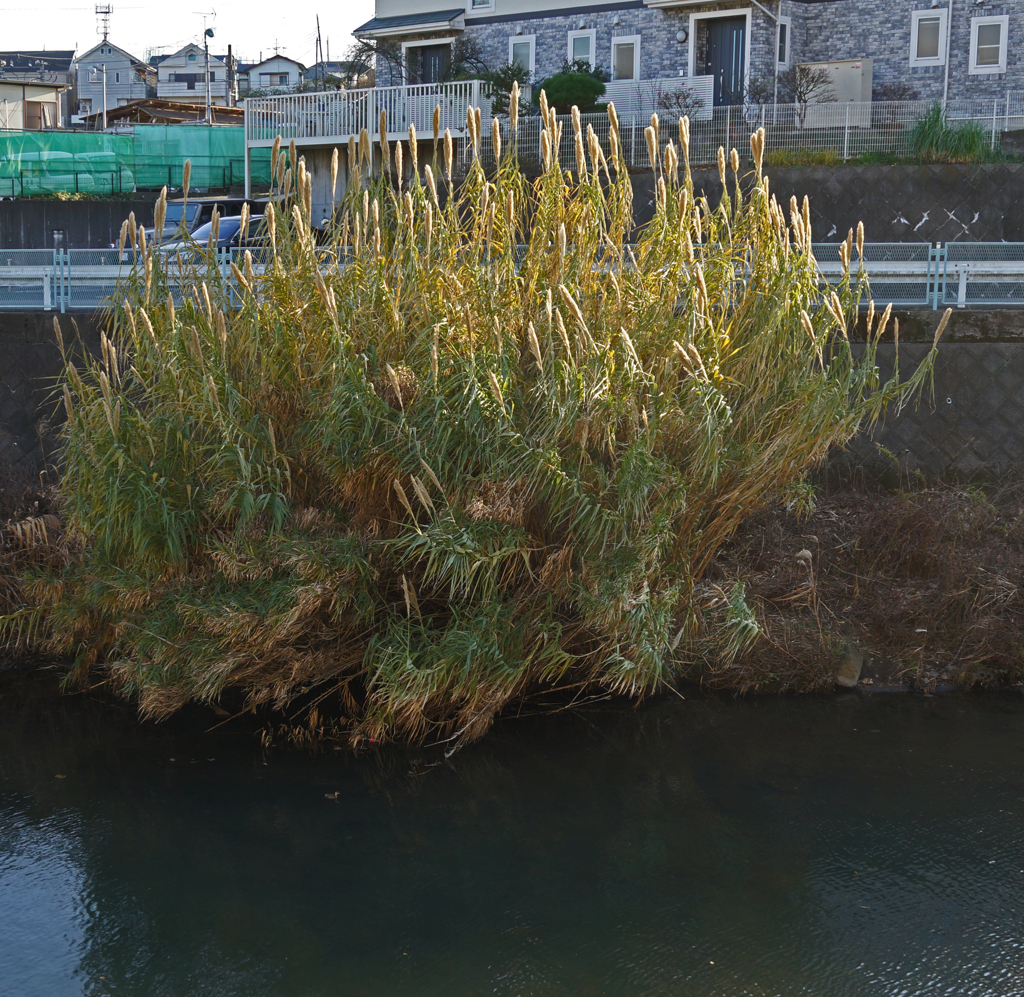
left=1, top=0, right=376, bottom=66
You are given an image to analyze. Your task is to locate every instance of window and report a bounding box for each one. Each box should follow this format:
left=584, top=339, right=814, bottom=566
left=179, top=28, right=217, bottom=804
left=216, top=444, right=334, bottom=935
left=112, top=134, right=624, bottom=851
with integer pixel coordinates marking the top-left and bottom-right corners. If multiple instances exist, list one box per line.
left=970, top=15, right=1008, bottom=73
left=114, top=71, right=120, bottom=83
left=910, top=9, right=947, bottom=67
left=611, top=35, right=640, bottom=81
left=469, top=0, right=494, bottom=12
left=777, top=15, right=791, bottom=68
left=210, top=71, right=217, bottom=81
left=567, top=29, right=596, bottom=69
left=508, top=35, right=536, bottom=74
left=188, top=53, right=197, bottom=62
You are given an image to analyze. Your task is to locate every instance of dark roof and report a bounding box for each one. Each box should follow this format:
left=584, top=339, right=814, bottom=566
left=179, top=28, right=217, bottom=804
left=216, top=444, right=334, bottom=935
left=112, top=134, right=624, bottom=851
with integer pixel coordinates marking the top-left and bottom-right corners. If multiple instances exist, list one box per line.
left=0, top=50, right=76, bottom=74
left=82, top=97, right=244, bottom=125
left=354, top=8, right=464, bottom=36
left=302, top=60, right=361, bottom=80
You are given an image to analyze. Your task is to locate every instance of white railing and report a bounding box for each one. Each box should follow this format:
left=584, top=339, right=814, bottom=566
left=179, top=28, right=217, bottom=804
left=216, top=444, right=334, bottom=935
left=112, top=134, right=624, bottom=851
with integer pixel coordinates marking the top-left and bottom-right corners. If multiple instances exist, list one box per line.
left=604, top=76, right=715, bottom=120
left=244, top=80, right=487, bottom=146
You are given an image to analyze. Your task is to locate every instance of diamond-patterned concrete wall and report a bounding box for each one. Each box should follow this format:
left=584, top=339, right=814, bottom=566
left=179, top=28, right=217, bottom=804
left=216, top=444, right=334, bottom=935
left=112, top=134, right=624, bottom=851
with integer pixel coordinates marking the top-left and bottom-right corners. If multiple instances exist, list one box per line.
left=636, top=164, right=1024, bottom=244
left=0, top=314, right=100, bottom=477
left=842, top=343, right=1024, bottom=481
left=2, top=319, right=1023, bottom=482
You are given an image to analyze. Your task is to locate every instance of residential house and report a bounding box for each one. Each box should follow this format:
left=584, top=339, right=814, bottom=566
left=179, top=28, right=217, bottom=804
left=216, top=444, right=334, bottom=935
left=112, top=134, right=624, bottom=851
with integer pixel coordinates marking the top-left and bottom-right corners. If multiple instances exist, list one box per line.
left=75, top=40, right=155, bottom=123
left=0, top=51, right=76, bottom=125
left=154, top=43, right=236, bottom=106
left=240, top=55, right=306, bottom=93
left=302, top=60, right=373, bottom=88
left=0, top=80, right=64, bottom=129
left=353, top=0, right=1024, bottom=107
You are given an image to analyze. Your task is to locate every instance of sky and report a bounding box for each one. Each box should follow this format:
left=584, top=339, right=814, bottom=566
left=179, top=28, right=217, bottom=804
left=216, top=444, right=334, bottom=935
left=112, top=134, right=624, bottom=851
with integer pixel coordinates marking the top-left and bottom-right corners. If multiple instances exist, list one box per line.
left=2, top=0, right=376, bottom=66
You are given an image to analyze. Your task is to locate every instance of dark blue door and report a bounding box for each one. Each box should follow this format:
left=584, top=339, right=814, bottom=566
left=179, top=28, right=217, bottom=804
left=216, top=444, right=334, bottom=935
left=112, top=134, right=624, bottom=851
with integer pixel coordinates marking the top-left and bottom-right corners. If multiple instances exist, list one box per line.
left=703, top=17, right=746, bottom=106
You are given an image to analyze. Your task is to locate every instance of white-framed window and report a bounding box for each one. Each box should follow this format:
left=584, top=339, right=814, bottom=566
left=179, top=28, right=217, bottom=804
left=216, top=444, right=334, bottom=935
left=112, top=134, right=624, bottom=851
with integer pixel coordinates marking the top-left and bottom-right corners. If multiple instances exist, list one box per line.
left=468, top=0, right=494, bottom=12
left=909, top=9, right=947, bottom=67
left=777, top=15, right=792, bottom=68
left=567, top=29, right=597, bottom=69
left=508, top=35, right=536, bottom=74
left=188, top=53, right=197, bottom=62
left=611, top=34, right=641, bottom=81
left=970, top=15, right=1008, bottom=74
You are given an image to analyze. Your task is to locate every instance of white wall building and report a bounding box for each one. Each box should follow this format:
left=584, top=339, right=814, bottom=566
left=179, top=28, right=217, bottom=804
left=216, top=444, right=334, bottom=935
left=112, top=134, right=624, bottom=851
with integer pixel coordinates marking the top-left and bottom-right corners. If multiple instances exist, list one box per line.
left=241, top=55, right=306, bottom=93
left=155, top=43, right=233, bottom=105
left=75, top=40, right=154, bottom=122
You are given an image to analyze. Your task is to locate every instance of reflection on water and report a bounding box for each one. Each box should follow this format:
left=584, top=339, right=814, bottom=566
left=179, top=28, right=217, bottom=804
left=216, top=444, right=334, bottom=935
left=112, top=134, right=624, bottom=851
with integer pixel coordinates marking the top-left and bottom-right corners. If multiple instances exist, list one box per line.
left=2, top=671, right=1024, bottom=997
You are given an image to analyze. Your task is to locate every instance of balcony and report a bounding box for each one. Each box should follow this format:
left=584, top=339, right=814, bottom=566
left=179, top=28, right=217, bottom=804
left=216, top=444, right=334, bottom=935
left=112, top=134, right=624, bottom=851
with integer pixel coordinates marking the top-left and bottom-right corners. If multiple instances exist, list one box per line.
left=243, top=80, right=488, bottom=149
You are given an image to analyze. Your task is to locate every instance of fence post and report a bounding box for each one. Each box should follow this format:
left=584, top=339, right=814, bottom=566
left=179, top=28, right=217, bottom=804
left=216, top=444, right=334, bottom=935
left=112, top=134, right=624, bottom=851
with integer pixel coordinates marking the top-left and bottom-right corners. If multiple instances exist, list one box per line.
left=725, top=104, right=731, bottom=152
left=992, top=99, right=998, bottom=152
left=631, top=115, right=637, bottom=164
left=843, top=102, right=851, bottom=161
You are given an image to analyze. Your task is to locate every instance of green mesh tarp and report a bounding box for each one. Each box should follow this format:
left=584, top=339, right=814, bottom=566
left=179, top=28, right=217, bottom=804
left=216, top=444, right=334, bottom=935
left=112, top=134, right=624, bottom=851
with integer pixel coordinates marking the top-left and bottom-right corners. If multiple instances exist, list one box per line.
left=131, top=125, right=272, bottom=192
left=0, top=131, right=134, bottom=196
left=0, top=126, right=273, bottom=197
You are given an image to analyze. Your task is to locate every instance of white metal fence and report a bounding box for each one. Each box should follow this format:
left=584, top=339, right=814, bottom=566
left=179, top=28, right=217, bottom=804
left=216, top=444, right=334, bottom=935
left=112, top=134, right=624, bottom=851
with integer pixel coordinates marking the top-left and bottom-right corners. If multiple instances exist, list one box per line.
left=9, top=243, right=1024, bottom=313
left=479, top=94, right=1024, bottom=169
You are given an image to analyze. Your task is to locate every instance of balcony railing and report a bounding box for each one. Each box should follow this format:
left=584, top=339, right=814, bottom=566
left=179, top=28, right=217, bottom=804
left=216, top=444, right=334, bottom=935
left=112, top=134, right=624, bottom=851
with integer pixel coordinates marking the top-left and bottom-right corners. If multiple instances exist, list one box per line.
left=244, top=80, right=487, bottom=146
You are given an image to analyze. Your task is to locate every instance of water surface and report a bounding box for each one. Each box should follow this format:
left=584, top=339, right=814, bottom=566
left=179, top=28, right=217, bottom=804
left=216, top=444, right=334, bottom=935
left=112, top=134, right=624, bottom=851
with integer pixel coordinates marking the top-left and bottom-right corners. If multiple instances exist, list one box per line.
left=2, top=671, right=1023, bottom=996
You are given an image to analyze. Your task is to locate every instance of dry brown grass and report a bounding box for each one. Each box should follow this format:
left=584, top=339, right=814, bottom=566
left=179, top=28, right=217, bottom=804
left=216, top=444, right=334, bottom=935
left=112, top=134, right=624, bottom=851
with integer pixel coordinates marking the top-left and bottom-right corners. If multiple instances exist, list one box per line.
left=698, top=484, right=1024, bottom=691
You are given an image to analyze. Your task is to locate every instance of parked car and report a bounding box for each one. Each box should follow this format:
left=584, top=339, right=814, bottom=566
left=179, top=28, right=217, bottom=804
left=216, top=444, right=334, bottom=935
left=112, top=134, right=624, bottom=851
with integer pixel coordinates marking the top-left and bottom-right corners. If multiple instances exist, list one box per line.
left=159, top=215, right=267, bottom=264
left=145, top=197, right=267, bottom=243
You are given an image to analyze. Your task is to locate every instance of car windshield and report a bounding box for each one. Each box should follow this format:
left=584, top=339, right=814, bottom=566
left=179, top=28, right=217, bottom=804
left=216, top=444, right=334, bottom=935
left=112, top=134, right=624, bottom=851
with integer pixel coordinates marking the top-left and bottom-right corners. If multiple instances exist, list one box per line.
left=189, top=218, right=242, bottom=242
left=164, top=203, right=200, bottom=227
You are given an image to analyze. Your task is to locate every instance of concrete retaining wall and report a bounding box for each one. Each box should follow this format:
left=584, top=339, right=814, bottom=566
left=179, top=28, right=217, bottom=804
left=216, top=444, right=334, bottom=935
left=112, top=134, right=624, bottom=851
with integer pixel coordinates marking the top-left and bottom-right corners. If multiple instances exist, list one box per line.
left=0, top=199, right=155, bottom=251
left=2, top=311, right=1023, bottom=485
left=635, top=163, right=1024, bottom=244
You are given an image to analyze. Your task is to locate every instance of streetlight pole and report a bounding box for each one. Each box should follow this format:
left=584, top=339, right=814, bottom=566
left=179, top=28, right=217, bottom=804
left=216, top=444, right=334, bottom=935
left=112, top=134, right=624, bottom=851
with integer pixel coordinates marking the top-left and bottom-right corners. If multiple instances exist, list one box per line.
left=203, top=27, right=214, bottom=124
left=91, top=63, right=107, bottom=130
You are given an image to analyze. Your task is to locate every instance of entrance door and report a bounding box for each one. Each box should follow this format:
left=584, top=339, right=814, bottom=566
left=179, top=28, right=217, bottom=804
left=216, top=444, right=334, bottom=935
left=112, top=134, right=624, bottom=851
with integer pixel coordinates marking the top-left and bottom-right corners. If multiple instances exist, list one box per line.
left=413, top=44, right=451, bottom=85
left=703, top=17, right=746, bottom=106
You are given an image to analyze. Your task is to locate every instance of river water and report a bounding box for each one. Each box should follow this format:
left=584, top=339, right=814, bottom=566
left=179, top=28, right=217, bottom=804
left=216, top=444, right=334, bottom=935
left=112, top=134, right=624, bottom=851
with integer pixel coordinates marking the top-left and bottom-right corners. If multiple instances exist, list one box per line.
left=2, top=671, right=1023, bottom=997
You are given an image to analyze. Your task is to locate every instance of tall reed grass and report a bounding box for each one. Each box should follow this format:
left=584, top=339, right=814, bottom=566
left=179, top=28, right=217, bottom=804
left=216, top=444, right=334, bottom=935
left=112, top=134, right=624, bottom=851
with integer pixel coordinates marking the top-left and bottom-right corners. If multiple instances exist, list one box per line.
left=910, top=103, right=989, bottom=162
left=3, top=91, right=945, bottom=745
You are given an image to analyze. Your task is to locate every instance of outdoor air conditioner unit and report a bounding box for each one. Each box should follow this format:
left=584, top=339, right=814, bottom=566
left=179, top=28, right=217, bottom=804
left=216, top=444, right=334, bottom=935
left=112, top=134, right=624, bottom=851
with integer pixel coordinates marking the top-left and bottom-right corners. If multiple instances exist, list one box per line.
left=798, top=58, right=873, bottom=129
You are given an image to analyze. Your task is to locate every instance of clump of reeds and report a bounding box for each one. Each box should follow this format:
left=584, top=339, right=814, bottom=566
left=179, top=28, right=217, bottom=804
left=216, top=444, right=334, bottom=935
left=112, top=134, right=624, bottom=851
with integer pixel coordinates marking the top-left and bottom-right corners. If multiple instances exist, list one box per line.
left=910, top=103, right=989, bottom=162
left=1, top=100, right=942, bottom=744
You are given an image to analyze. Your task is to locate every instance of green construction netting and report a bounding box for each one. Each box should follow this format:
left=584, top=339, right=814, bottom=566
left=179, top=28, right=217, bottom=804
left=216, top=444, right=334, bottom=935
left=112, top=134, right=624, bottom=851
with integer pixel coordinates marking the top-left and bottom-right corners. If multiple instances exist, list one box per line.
left=0, top=126, right=273, bottom=197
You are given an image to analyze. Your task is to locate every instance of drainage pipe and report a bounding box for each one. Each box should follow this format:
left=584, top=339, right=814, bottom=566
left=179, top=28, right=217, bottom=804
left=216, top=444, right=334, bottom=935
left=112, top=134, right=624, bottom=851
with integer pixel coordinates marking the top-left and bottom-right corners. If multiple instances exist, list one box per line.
left=942, top=0, right=953, bottom=108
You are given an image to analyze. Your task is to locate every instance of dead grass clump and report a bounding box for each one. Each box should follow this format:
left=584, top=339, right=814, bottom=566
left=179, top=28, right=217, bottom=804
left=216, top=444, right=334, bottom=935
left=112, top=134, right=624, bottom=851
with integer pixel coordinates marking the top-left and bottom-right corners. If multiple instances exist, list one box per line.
left=697, top=486, right=1024, bottom=691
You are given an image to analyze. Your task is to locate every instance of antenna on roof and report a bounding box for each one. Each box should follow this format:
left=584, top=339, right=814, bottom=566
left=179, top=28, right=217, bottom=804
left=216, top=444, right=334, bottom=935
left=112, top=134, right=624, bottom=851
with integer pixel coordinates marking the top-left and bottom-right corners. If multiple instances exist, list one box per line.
left=95, top=4, right=112, bottom=40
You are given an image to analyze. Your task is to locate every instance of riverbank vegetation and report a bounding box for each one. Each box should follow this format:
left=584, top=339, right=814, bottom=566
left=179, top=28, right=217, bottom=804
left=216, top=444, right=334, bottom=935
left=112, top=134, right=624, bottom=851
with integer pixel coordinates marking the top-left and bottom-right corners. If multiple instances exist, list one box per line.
left=1, top=92, right=944, bottom=746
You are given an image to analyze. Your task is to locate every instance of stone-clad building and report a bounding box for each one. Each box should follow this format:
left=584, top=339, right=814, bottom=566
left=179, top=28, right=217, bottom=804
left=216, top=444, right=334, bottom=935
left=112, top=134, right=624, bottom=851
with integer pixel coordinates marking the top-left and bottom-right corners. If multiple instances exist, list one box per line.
left=354, top=0, right=1021, bottom=105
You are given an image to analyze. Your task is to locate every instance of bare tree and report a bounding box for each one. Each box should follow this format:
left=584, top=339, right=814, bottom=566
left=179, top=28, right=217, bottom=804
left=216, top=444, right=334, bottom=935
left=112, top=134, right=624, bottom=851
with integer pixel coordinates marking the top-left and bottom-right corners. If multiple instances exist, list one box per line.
left=776, top=64, right=835, bottom=127
left=743, top=74, right=776, bottom=107
left=655, top=84, right=707, bottom=118
left=344, top=38, right=404, bottom=87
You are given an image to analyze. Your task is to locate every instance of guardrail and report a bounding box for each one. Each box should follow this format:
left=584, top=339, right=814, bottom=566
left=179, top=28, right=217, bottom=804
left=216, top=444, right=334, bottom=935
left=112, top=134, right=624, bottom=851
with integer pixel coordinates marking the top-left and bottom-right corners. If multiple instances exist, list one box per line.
left=5, top=243, right=1024, bottom=313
